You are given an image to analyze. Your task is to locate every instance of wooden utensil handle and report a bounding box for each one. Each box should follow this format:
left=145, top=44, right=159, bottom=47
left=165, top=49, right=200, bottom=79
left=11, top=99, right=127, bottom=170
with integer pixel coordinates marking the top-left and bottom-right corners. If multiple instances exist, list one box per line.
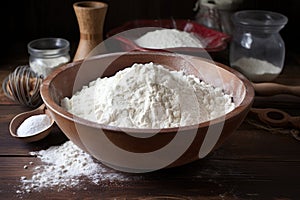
left=253, top=82, right=300, bottom=97
left=113, top=36, right=146, bottom=51
left=290, top=116, right=300, bottom=129
left=250, top=108, right=300, bottom=129
left=250, top=108, right=290, bottom=127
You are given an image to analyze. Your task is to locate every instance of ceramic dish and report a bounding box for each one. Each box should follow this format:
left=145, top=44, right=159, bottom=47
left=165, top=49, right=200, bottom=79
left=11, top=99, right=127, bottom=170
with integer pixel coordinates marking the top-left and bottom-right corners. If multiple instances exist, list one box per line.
left=106, top=19, right=231, bottom=53
left=9, top=104, right=54, bottom=142
left=40, top=51, right=254, bottom=173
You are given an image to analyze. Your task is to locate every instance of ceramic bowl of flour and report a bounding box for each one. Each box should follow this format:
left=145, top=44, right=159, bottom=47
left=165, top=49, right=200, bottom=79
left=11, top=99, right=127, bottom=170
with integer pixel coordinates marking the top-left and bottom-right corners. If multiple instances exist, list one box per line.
left=106, top=19, right=230, bottom=54
left=40, top=52, right=254, bottom=173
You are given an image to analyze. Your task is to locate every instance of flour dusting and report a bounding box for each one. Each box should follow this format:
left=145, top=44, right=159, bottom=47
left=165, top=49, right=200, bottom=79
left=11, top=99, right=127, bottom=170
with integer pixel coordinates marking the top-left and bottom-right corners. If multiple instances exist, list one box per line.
left=18, top=141, right=129, bottom=193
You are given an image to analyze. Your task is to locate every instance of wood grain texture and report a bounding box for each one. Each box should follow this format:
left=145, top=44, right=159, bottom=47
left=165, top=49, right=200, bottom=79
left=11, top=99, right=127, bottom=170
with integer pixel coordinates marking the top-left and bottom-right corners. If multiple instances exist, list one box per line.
left=0, top=51, right=300, bottom=199
left=1, top=150, right=300, bottom=199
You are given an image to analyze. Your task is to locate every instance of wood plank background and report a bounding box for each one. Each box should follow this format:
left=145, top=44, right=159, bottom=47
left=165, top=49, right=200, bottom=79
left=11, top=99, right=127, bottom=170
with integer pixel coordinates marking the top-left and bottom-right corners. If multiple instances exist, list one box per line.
left=1, top=0, right=300, bottom=63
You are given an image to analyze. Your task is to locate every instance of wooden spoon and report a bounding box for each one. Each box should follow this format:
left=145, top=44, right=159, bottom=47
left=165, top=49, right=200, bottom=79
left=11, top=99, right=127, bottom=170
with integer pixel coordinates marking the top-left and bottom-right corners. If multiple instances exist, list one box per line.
left=9, top=104, right=54, bottom=142
left=250, top=108, right=300, bottom=129
left=252, top=82, right=300, bottom=97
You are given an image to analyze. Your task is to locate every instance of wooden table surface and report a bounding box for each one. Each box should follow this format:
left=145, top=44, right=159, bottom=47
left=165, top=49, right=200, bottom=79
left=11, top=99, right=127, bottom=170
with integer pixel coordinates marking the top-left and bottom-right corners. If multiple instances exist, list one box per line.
left=0, top=51, right=300, bottom=200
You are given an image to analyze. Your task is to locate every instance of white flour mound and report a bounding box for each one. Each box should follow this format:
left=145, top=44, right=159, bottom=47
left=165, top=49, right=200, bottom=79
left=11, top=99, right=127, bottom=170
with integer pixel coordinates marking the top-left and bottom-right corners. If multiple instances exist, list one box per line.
left=232, top=57, right=282, bottom=82
left=135, top=29, right=205, bottom=49
left=18, top=141, right=128, bottom=193
left=61, top=62, right=235, bottom=128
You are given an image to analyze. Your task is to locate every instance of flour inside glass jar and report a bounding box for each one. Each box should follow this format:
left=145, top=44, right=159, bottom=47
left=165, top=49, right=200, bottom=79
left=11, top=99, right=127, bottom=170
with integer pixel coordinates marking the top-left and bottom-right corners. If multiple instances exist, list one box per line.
left=232, top=57, right=282, bottom=82
left=61, top=62, right=235, bottom=128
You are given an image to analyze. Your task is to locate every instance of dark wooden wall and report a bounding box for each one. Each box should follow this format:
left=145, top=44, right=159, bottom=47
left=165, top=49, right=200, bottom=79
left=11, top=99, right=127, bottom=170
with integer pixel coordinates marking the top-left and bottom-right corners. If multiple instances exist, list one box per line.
left=241, top=0, right=300, bottom=54
left=1, top=0, right=299, bottom=62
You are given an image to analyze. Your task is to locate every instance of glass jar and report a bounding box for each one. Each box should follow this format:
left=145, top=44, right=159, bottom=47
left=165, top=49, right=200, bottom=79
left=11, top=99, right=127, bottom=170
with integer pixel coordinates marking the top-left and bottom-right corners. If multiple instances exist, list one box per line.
left=229, top=10, right=288, bottom=82
left=28, top=38, right=70, bottom=78
left=195, top=0, right=222, bottom=32
left=194, top=0, right=243, bottom=35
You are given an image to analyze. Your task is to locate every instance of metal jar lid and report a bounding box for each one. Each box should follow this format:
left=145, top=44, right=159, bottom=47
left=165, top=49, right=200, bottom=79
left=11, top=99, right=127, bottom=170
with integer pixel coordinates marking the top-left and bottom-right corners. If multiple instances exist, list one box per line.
left=28, top=38, right=70, bottom=58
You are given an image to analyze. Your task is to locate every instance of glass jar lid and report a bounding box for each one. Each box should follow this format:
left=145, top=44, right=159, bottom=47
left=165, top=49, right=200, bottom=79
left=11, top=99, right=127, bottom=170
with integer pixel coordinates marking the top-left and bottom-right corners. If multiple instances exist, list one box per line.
left=232, top=10, right=288, bottom=31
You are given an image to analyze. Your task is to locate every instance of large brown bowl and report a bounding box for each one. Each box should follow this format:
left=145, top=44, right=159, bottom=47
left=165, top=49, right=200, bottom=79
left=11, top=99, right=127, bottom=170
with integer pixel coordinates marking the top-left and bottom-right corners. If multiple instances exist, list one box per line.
left=40, top=52, right=254, bottom=173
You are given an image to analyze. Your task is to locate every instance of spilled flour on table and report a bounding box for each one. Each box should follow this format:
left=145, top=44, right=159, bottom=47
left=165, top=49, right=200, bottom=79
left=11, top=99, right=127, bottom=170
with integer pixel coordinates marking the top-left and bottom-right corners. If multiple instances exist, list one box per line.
left=17, top=140, right=132, bottom=194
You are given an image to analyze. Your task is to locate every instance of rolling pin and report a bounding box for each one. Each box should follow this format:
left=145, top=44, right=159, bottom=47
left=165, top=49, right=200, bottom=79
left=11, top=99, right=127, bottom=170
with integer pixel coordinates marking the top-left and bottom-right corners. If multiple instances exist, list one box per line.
left=252, top=82, right=300, bottom=97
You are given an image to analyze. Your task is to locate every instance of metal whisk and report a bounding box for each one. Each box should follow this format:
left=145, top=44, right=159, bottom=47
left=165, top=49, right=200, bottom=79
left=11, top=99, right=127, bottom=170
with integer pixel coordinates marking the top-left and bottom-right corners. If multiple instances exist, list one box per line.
left=2, top=65, right=43, bottom=108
